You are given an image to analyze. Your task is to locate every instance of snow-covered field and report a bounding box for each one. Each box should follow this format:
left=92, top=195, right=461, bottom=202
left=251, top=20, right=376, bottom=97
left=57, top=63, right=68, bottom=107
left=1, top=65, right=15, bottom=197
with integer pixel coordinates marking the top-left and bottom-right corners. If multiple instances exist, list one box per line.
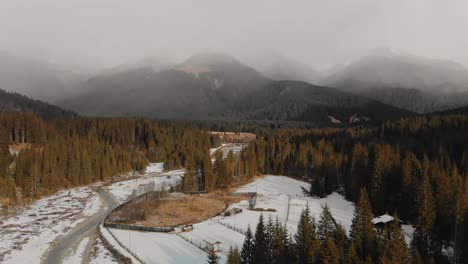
left=110, top=228, right=207, bottom=264
left=110, top=176, right=354, bottom=263
left=0, top=167, right=414, bottom=264
left=0, top=162, right=182, bottom=263
left=0, top=187, right=101, bottom=263
left=110, top=175, right=415, bottom=264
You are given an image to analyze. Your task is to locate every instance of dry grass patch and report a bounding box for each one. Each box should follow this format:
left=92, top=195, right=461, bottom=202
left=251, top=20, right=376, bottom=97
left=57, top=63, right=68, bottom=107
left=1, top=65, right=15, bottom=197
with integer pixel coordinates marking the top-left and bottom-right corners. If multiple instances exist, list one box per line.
left=110, top=191, right=250, bottom=228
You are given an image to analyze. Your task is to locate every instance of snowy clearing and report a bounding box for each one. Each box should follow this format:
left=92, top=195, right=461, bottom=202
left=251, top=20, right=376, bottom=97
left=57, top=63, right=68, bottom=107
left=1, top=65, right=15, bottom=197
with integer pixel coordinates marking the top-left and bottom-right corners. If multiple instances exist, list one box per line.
left=100, top=225, right=140, bottom=263
left=235, top=175, right=309, bottom=196
left=0, top=187, right=99, bottom=263
left=0, top=162, right=182, bottom=264
left=110, top=228, right=207, bottom=264
left=109, top=175, right=415, bottom=263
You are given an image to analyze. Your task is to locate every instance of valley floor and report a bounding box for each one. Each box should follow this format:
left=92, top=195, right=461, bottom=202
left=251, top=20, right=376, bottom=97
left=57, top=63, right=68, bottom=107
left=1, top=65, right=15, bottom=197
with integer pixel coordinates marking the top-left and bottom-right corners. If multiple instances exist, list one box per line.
left=0, top=164, right=415, bottom=264
left=108, top=175, right=415, bottom=264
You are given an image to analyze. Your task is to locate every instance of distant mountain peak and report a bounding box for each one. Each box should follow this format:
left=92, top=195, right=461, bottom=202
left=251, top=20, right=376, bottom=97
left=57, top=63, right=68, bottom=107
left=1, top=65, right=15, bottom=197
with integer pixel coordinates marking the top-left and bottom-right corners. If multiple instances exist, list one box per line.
left=181, top=53, right=240, bottom=68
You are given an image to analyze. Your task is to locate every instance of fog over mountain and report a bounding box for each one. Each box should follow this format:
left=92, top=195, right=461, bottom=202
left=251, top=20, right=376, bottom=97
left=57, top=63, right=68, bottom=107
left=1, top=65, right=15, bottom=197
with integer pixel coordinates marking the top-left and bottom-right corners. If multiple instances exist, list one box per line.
left=1, top=0, right=468, bottom=116
left=2, top=1, right=468, bottom=70
left=323, top=49, right=468, bottom=113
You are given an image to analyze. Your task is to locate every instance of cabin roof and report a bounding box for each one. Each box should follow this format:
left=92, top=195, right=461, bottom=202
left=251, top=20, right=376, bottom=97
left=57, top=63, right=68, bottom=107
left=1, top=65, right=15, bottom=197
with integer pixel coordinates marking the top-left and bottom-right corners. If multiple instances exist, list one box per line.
left=372, top=213, right=404, bottom=224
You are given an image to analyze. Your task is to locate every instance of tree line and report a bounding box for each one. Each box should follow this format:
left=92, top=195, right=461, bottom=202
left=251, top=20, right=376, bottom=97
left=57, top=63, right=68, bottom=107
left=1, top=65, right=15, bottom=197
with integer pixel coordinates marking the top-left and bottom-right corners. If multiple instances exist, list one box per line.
left=0, top=112, right=215, bottom=203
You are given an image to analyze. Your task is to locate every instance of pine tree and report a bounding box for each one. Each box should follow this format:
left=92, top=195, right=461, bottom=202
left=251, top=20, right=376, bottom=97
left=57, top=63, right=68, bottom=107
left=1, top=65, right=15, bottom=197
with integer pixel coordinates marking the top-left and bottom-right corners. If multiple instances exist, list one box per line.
left=334, top=224, right=347, bottom=264
left=227, top=246, right=241, bottom=264
left=347, top=242, right=359, bottom=264
left=349, top=188, right=375, bottom=262
left=412, top=173, right=435, bottom=261
left=318, top=204, right=337, bottom=243
left=319, top=239, right=340, bottom=264
left=295, top=205, right=320, bottom=264
left=379, top=213, right=411, bottom=264
left=241, top=225, right=255, bottom=264
left=265, top=214, right=274, bottom=262
left=207, top=248, right=219, bottom=264
left=0, top=124, right=10, bottom=179
left=400, top=152, right=422, bottom=220
left=254, top=214, right=268, bottom=264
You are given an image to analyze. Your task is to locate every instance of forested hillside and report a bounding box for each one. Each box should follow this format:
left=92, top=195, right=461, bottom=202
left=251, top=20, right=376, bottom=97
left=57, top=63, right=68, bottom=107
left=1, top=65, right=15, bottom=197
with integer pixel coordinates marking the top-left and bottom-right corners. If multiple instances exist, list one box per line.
left=0, top=89, right=76, bottom=120
left=228, top=81, right=413, bottom=124
left=0, top=113, right=215, bottom=203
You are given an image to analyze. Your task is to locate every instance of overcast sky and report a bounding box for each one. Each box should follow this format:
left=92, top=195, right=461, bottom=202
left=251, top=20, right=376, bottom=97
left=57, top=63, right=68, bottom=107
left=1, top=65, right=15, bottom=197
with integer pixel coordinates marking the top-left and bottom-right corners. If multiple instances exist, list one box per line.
left=1, top=0, right=467, bottom=70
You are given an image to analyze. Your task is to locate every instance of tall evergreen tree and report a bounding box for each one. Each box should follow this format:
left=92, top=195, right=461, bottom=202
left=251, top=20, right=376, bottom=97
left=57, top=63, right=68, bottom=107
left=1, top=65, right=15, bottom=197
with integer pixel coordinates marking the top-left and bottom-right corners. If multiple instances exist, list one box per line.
left=295, top=204, right=320, bottom=264
left=226, top=246, right=241, bottom=264
left=253, top=214, right=268, bottom=264
left=349, top=188, right=375, bottom=262
left=379, top=213, right=411, bottom=264
left=412, top=173, right=436, bottom=261
left=241, top=225, right=255, bottom=264
left=0, top=124, right=9, bottom=177
left=319, top=239, right=340, bottom=264
left=318, top=204, right=337, bottom=243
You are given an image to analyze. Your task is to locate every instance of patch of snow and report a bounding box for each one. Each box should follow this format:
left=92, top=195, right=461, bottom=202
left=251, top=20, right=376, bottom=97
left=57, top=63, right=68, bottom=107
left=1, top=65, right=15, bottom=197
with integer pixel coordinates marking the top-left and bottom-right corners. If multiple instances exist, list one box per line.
left=145, top=162, right=164, bottom=174
left=287, top=193, right=355, bottom=235
left=83, top=195, right=104, bottom=217
left=110, top=229, right=207, bottom=264
left=235, top=175, right=309, bottom=196
left=0, top=187, right=96, bottom=263
left=401, top=224, right=415, bottom=246
left=8, top=148, right=18, bottom=156
left=105, top=170, right=184, bottom=203
left=209, top=144, right=228, bottom=155
left=179, top=220, right=245, bottom=263
left=101, top=225, right=140, bottom=263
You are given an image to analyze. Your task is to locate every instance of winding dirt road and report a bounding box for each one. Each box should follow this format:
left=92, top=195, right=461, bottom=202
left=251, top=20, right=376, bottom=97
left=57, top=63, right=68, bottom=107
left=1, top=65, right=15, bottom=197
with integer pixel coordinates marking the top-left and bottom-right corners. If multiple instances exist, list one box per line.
left=41, top=188, right=119, bottom=264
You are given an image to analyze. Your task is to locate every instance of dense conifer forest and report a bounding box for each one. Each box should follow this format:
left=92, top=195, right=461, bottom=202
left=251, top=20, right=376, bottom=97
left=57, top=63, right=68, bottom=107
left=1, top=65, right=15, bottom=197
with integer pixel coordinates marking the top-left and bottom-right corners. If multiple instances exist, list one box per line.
left=0, top=112, right=214, bottom=202
left=200, top=113, right=468, bottom=263
left=1, top=110, right=466, bottom=263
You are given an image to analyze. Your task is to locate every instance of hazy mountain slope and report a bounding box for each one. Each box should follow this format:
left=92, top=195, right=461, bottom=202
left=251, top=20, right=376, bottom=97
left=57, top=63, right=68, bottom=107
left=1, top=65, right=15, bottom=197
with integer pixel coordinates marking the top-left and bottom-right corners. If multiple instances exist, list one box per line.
left=58, top=53, right=270, bottom=119
left=431, top=105, right=468, bottom=115
left=354, top=87, right=468, bottom=114
left=243, top=53, right=322, bottom=84
left=229, top=81, right=413, bottom=124
left=325, top=50, right=468, bottom=113
left=0, top=52, right=84, bottom=103
left=0, top=89, right=76, bottom=119
left=58, top=53, right=413, bottom=124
